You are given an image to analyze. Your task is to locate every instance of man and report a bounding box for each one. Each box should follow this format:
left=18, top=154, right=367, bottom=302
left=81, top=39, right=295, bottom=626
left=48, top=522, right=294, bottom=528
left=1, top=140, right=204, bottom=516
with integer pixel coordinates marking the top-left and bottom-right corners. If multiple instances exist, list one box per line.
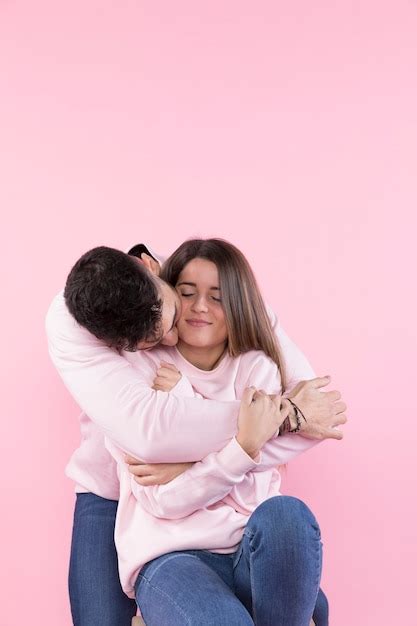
left=46, top=244, right=346, bottom=626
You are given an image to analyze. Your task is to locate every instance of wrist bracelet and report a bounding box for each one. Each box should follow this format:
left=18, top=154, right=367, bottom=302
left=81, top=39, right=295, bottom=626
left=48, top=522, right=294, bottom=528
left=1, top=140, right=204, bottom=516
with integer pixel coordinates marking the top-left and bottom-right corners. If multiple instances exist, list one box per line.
left=278, top=399, right=307, bottom=435
left=288, top=398, right=308, bottom=427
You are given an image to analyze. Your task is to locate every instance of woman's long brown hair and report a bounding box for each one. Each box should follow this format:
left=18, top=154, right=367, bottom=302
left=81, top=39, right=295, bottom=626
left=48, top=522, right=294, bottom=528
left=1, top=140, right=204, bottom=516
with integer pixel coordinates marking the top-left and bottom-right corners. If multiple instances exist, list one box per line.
left=161, top=238, right=287, bottom=392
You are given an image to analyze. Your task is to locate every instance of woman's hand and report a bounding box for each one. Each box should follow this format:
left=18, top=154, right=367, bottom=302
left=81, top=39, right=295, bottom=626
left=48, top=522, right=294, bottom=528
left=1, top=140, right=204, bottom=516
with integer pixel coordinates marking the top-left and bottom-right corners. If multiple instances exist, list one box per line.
left=125, top=455, right=193, bottom=486
left=236, top=387, right=288, bottom=459
left=152, top=361, right=182, bottom=392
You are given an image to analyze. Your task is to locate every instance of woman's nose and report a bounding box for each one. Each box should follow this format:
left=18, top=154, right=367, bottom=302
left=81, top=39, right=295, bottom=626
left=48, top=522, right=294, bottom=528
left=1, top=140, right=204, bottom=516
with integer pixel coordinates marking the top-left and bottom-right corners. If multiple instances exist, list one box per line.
left=191, top=296, right=209, bottom=313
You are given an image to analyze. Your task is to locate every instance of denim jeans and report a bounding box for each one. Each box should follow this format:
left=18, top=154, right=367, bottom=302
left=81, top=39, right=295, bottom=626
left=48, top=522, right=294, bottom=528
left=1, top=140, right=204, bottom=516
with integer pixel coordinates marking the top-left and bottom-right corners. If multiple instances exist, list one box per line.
left=69, top=493, right=137, bottom=626
left=135, top=496, right=329, bottom=626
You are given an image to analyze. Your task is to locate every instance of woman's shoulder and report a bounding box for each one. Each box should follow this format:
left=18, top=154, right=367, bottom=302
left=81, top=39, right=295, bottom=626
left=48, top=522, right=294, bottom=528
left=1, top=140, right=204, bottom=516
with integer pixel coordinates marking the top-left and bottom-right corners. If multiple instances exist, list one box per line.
left=234, top=350, right=281, bottom=396
left=239, top=349, right=277, bottom=368
left=236, top=350, right=279, bottom=380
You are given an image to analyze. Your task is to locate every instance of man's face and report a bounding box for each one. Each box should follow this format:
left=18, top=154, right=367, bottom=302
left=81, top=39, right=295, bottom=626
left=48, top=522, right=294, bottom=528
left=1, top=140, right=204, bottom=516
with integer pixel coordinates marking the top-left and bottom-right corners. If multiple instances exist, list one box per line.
left=136, top=276, right=181, bottom=350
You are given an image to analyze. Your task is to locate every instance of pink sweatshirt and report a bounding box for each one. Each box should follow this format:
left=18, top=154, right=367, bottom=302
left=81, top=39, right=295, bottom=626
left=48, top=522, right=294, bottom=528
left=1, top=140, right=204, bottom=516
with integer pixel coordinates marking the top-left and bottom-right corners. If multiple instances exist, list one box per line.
left=106, top=346, right=318, bottom=597
left=45, top=291, right=317, bottom=503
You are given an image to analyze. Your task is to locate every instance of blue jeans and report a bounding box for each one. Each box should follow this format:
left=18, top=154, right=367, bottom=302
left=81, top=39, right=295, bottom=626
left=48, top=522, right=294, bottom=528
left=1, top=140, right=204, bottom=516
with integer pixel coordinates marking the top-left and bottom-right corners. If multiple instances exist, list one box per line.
left=135, top=496, right=329, bottom=626
left=69, top=493, right=137, bottom=626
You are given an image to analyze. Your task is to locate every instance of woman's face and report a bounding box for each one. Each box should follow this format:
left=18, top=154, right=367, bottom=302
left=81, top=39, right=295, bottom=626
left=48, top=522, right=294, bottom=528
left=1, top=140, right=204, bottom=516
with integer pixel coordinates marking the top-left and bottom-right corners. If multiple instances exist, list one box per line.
left=175, top=258, right=228, bottom=350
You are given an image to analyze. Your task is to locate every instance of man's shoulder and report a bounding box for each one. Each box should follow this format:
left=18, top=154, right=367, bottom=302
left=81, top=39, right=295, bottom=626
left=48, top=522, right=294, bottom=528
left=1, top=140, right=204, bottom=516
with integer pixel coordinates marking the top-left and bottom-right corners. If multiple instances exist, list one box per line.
left=122, top=346, right=168, bottom=369
left=45, top=289, right=97, bottom=346
left=45, top=290, right=71, bottom=333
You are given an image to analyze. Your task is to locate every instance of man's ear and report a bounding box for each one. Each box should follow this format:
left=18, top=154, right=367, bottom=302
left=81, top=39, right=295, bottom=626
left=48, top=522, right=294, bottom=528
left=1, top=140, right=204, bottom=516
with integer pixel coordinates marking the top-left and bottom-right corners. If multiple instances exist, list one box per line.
left=140, top=253, right=161, bottom=276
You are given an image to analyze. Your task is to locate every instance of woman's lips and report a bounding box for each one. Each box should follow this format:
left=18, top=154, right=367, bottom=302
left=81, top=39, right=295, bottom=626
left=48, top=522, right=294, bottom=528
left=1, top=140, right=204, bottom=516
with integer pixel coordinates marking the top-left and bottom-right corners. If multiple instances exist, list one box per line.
left=185, top=319, right=212, bottom=328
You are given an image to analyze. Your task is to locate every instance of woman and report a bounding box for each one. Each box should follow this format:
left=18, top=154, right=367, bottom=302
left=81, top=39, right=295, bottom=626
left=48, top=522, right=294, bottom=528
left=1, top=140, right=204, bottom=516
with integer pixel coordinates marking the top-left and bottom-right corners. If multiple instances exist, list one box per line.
left=107, top=238, right=329, bottom=626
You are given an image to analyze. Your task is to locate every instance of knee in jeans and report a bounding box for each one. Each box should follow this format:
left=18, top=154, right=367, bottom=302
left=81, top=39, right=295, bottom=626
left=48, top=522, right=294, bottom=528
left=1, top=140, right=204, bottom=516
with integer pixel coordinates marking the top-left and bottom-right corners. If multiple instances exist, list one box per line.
left=254, top=496, right=320, bottom=536
left=197, top=599, right=252, bottom=626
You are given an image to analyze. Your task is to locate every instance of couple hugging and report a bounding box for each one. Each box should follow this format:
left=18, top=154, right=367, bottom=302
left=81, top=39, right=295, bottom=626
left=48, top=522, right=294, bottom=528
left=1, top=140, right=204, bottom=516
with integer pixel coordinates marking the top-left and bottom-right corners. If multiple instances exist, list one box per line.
left=46, top=238, right=347, bottom=626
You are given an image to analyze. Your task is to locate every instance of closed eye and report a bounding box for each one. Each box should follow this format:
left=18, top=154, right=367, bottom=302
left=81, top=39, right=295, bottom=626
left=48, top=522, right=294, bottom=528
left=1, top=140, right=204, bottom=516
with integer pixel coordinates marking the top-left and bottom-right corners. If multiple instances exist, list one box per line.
left=179, top=291, right=222, bottom=303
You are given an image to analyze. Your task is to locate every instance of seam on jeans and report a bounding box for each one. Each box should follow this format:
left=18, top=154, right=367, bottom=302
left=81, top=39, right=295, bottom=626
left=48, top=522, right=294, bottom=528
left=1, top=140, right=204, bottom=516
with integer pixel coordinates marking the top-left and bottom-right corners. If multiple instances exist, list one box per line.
left=313, top=539, right=322, bottom=601
left=309, top=531, right=323, bottom=623
left=137, top=576, right=192, bottom=625
left=139, top=553, right=199, bottom=583
left=247, top=534, right=258, bottom=625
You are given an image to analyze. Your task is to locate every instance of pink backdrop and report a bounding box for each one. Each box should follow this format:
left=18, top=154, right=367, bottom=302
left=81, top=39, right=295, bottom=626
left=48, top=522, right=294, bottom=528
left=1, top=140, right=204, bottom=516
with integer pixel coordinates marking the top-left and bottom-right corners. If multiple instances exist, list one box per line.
left=1, top=1, right=416, bottom=624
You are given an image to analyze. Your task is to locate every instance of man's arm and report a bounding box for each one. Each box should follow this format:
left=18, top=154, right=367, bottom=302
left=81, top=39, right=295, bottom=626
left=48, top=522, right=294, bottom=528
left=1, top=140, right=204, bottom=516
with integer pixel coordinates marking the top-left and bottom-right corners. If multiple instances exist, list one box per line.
left=46, top=292, right=239, bottom=462
left=268, top=307, right=316, bottom=386
left=269, top=308, right=347, bottom=440
left=46, top=293, right=344, bottom=463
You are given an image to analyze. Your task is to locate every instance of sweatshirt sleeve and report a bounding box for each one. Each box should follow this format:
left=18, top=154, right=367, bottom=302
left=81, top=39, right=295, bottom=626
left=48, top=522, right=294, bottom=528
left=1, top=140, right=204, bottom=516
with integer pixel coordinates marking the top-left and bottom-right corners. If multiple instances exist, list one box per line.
left=129, top=349, right=316, bottom=520
left=119, top=438, right=259, bottom=519
left=102, top=369, right=257, bottom=519
left=267, top=306, right=316, bottom=387
left=235, top=350, right=319, bottom=472
left=45, top=292, right=239, bottom=463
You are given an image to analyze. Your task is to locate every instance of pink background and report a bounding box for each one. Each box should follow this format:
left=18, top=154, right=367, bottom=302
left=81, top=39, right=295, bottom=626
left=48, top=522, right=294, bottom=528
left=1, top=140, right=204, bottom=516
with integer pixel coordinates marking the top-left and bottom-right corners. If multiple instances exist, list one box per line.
left=1, top=1, right=416, bottom=624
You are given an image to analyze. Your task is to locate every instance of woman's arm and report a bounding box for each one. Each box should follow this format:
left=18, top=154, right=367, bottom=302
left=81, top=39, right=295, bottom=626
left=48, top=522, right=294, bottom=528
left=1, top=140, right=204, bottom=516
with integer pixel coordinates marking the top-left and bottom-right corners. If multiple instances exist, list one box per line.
left=251, top=434, right=318, bottom=471
left=115, top=351, right=317, bottom=516
left=107, top=436, right=259, bottom=519
left=235, top=351, right=319, bottom=472
left=109, top=382, right=282, bottom=519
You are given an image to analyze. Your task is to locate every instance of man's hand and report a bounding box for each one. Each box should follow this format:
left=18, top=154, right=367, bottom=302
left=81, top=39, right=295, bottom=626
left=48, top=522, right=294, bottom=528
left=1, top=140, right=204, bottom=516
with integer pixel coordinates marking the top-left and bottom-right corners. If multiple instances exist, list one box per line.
left=152, top=362, right=182, bottom=392
left=125, top=455, right=193, bottom=486
left=287, top=376, right=347, bottom=440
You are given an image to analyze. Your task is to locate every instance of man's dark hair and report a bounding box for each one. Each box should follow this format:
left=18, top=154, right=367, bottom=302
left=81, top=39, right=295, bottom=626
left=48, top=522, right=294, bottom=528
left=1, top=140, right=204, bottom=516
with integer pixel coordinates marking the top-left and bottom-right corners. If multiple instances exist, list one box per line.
left=64, top=246, right=163, bottom=351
